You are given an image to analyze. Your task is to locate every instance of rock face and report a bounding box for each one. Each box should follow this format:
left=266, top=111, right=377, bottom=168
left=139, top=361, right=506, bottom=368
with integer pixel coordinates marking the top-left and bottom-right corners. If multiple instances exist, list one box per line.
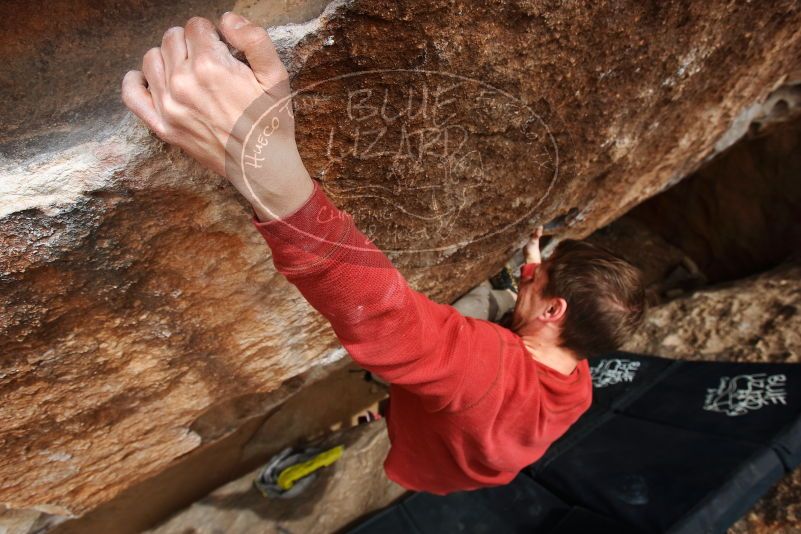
left=145, top=420, right=405, bottom=534
left=625, top=262, right=801, bottom=372
left=2, top=0, right=801, bottom=525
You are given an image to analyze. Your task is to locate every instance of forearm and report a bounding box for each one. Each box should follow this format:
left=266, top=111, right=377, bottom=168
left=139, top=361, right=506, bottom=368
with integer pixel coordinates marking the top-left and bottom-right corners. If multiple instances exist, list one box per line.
left=247, top=153, right=315, bottom=221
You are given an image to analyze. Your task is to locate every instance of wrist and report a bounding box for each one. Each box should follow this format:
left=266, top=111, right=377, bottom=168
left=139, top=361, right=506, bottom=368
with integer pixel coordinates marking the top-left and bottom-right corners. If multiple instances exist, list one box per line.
left=250, top=173, right=315, bottom=222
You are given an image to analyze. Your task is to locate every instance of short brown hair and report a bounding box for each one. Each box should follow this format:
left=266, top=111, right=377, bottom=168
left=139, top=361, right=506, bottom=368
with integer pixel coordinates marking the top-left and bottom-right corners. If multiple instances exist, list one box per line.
left=541, top=239, right=645, bottom=358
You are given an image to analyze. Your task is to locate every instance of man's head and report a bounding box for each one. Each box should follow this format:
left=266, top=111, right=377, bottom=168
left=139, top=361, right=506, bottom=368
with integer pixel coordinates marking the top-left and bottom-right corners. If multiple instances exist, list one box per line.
left=511, top=239, right=645, bottom=358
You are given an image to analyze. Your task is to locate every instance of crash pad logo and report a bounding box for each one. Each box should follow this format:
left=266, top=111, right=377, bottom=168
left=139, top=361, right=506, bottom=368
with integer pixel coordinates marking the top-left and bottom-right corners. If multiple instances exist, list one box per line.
left=229, top=70, right=558, bottom=261
left=703, top=373, right=788, bottom=417
left=590, top=359, right=641, bottom=388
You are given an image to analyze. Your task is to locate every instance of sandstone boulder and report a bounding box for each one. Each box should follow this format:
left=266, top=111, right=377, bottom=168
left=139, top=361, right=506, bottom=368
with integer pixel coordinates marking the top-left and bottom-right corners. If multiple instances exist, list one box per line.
left=2, top=0, right=801, bottom=526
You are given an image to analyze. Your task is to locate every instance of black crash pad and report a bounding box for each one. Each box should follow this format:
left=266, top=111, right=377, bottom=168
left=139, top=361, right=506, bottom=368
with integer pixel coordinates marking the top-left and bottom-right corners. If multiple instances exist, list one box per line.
left=354, top=474, right=570, bottom=534
left=619, top=358, right=801, bottom=467
left=349, top=353, right=801, bottom=534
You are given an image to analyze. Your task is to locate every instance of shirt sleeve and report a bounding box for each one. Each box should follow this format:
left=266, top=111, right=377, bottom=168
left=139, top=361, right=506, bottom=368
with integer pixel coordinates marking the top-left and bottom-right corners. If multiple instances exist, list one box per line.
left=520, top=262, right=540, bottom=283
left=251, top=180, right=502, bottom=412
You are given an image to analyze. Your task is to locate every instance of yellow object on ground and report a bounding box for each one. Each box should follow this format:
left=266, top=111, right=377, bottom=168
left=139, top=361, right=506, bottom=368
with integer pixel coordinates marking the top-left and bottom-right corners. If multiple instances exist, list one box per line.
left=277, top=445, right=345, bottom=490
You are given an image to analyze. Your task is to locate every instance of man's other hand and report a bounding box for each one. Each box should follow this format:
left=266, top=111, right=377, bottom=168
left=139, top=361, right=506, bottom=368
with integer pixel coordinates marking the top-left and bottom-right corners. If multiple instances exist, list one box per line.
left=524, top=226, right=544, bottom=264
left=121, top=13, right=314, bottom=220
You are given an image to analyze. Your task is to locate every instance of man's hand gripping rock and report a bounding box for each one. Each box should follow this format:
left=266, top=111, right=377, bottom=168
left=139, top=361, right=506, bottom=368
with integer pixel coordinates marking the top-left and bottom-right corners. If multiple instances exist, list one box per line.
left=121, top=13, right=314, bottom=221
left=525, top=226, right=544, bottom=265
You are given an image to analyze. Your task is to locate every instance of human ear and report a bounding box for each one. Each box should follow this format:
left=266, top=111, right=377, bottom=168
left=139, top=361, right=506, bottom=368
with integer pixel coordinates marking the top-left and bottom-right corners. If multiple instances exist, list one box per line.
left=542, top=298, right=567, bottom=322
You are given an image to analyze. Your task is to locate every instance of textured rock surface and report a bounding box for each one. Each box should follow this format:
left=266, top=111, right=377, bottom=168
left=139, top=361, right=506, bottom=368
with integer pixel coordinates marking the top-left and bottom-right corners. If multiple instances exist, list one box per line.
left=47, top=361, right=387, bottom=534
left=2, top=0, right=801, bottom=525
left=624, top=261, right=801, bottom=532
left=145, top=420, right=404, bottom=534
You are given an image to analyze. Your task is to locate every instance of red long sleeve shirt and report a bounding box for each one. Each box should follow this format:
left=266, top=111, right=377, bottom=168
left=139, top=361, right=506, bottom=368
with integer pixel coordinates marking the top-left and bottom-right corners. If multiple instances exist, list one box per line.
left=251, top=180, right=592, bottom=494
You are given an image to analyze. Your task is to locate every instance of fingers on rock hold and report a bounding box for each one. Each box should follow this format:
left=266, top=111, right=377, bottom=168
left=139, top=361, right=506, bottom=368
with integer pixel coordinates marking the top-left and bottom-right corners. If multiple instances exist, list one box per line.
left=219, top=11, right=287, bottom=87
left=161, top=26, right=187, bottom=72
left=185, top=16, right=221, bottom=58
left=121, top=70, right=167, bottom=136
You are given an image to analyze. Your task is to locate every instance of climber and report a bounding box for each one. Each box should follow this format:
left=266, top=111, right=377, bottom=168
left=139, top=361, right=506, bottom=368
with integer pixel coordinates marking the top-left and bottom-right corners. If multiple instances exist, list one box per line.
left=121, top=13, right=646, bottom=494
